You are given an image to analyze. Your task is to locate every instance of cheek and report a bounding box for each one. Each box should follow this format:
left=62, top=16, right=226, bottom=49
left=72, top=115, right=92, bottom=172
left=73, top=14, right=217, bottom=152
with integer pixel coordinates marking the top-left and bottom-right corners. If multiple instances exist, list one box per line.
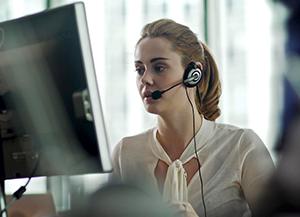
left=136, top=77, right=142, bottom=92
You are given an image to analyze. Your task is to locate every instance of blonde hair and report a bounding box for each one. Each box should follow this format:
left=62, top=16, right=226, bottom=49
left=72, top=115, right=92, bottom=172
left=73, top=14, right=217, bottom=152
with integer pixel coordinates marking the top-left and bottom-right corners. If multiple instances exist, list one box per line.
left=137, top=19, right=221, bottom=121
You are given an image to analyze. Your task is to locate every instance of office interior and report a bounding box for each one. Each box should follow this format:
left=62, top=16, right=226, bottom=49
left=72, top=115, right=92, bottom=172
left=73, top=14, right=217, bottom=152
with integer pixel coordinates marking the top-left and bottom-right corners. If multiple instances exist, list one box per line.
left=0, top=0, right=299, bottom=216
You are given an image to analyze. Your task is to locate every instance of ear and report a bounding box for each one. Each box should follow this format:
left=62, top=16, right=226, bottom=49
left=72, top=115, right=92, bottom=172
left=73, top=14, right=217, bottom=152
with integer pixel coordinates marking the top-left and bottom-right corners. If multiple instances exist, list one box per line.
left=195, top=61, right=203, bottom=71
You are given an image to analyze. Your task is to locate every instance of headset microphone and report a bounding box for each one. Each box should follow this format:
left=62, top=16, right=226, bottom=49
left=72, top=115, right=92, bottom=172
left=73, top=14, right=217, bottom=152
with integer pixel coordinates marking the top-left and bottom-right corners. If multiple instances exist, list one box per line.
left=151, top=81, right=182, bottom=100
left=151, top=62, right=202, bottom=100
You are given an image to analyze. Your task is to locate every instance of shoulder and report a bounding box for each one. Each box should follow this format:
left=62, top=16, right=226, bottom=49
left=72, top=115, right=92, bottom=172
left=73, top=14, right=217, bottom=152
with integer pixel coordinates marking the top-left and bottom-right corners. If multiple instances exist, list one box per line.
left=214, top=121, right=273, bottom=165
left=113, top=128, right=155, bottom=156
left=122, top=128, right=155, bottom=144
left=211, top=121, right=258, bottom=142
left=209, top=120, right=267, bottom=153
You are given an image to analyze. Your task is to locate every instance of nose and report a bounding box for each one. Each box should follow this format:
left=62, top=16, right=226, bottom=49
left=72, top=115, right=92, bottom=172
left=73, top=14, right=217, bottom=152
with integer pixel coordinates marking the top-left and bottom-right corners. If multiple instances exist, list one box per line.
left=140, top=68, right=154, bottom=86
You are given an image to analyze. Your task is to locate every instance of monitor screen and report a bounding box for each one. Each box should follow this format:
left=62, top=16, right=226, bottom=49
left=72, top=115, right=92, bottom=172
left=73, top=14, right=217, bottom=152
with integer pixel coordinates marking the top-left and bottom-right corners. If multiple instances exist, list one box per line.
left=0, top=2, right=112, bottom=179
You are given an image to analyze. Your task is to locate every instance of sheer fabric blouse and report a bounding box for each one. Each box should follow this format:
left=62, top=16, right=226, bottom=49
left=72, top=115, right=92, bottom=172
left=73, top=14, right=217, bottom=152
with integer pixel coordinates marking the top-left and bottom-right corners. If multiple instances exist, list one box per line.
left=110, top=118, right=274, bottom=217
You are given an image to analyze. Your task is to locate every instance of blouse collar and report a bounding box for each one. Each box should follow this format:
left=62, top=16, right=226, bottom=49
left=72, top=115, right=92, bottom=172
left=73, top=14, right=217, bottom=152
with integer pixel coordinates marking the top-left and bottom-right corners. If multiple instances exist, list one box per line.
left=151, top=118, right=215, bottom=165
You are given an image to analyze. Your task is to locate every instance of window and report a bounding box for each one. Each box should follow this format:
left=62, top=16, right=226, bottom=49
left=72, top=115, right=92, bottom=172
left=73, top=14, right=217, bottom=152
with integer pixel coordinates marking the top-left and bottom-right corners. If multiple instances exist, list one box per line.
left=207, top=0, right=286, bottom=160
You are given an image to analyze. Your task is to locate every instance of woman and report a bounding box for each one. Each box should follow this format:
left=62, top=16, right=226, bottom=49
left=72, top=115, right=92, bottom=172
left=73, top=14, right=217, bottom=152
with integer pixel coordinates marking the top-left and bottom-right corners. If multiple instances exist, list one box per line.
left=110, top=19, right=274, bottom=217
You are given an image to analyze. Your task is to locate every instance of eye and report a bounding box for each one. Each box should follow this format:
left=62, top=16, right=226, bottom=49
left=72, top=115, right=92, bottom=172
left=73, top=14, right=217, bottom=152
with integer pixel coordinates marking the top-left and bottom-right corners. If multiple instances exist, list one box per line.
left=135, top=66, right=145, bottom=75
left=153, top=64, right=166, bottom=73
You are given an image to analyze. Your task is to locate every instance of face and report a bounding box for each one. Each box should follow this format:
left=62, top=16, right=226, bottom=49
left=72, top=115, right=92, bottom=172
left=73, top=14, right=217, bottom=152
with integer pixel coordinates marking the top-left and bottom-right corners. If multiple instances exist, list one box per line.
left=134, top=37, right=190, bottom=115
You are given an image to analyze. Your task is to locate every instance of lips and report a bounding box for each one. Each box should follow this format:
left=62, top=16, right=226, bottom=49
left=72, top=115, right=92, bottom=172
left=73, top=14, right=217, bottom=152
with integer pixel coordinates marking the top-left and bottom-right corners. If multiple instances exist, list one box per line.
left=141, top=90, right=155, bottom=103
left=142, top=91, right=152, bottom=98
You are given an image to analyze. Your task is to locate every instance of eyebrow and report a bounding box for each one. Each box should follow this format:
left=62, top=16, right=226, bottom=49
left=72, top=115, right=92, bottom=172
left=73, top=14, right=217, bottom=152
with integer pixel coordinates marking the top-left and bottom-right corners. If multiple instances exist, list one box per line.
left=134, top=57, right=170, bottom=64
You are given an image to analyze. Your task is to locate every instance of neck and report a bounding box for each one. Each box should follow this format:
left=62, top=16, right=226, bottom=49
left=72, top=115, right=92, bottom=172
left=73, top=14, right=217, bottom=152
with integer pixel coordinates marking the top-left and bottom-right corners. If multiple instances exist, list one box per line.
left=156, top=107, right=203, bottom=160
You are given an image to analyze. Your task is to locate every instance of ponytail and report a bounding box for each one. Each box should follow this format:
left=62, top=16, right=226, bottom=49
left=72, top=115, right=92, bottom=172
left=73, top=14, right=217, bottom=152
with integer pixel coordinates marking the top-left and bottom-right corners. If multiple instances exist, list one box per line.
left=195, top=42, right=221, bottom=121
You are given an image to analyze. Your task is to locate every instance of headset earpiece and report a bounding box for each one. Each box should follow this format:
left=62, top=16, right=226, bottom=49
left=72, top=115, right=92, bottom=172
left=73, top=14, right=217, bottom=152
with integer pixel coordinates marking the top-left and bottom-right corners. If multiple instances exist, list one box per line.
left=183, top=62, right=202, bottom=88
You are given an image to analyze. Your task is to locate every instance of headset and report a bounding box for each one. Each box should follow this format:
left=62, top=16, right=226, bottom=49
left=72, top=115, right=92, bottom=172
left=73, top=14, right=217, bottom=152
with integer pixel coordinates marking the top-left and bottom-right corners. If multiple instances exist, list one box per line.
left=183, top=61, right=202, bottom=88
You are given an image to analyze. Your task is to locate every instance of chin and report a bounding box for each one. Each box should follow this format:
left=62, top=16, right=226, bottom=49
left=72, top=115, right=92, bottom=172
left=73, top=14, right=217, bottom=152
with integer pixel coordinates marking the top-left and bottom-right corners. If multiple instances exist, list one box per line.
left=144, top=104, right=160, bottom=115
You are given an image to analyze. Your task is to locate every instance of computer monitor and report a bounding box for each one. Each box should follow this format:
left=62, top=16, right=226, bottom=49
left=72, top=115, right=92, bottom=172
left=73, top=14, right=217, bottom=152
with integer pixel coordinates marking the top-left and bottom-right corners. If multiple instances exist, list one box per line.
left=0, top=2, right=112, bottom=179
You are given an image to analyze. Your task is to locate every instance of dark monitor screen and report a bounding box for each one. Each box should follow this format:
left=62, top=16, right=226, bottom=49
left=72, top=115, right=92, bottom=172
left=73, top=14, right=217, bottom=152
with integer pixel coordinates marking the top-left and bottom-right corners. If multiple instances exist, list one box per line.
left=0, top=2, right=112, bottom=179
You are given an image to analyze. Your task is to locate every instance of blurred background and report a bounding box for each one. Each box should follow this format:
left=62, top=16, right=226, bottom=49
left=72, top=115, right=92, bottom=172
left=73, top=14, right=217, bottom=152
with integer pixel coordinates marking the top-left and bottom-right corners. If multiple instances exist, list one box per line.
left=0, top=0, right=288, bottom=214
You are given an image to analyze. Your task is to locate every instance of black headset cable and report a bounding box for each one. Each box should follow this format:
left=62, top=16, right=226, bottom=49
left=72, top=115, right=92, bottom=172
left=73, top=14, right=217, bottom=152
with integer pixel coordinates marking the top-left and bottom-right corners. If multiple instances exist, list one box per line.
left=185, top=88, right=207, bottom=217
left=0, top=155, right=40, bottom=216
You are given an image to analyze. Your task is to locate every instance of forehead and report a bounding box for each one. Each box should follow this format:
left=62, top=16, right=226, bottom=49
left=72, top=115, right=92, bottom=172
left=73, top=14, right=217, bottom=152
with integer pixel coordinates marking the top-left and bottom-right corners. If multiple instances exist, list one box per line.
left=135, top=37, right=181, bottom=63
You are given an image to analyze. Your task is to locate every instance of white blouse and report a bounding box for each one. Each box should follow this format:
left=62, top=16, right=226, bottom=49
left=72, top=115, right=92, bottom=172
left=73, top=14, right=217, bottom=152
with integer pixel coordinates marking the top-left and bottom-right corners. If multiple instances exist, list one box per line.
left=110, top=118, right=274, bottom=217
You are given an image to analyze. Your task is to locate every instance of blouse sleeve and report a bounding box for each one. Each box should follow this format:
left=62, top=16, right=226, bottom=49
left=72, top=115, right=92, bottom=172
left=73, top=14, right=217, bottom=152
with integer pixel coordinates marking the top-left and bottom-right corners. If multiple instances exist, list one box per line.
left=239, top=129, right=275, bottom=210
left=108, top=140, right=123, bottom=183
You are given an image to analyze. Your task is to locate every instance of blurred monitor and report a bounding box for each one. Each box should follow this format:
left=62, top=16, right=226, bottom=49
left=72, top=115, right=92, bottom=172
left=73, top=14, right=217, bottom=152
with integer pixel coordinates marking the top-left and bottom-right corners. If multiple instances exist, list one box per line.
left=0, top=2, right=112, bottom=179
